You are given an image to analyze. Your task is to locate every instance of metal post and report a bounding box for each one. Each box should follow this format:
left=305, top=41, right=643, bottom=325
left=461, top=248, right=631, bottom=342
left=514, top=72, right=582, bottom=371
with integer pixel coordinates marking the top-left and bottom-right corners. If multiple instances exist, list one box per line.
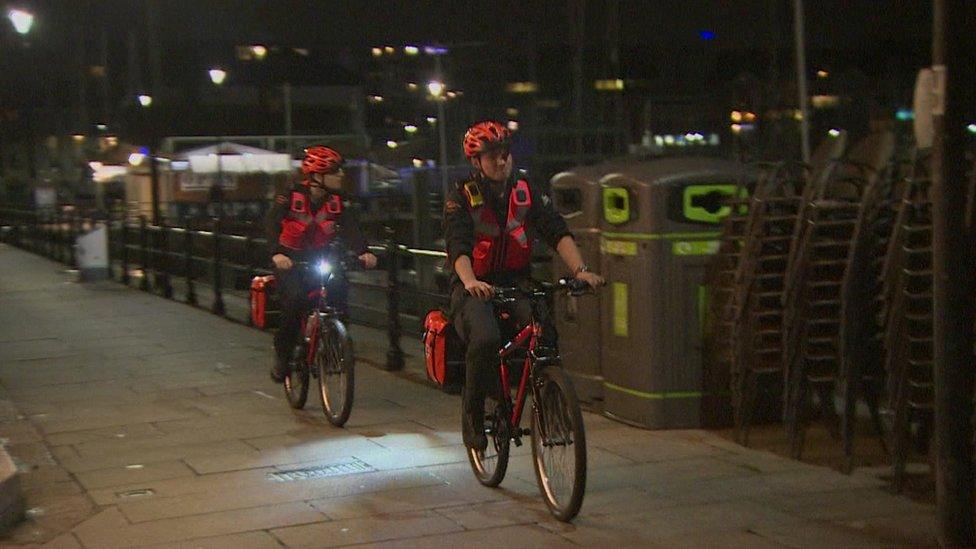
left=184, top=226, right=197, bottom=305
left=120, top=219, right=130, bottom=285
left=385, top=232, right=404, bottom=371
left=434, top=55, right=449, bottom=193
left=931, top=0, right=975, bottom=545
left=211, top=217, right=225, bottom=316
left=150, top=149, right=161, bottom=226
left=245, top=231, right=255, bottom=326
left=158, top=223, right=173, bottom=299
left=54, top=209, right=63, bottom=263
left=283, top=83, right=293, bottom=152
left=792, top=0, right=811, bottom=163
left=139, top=215, right=150, bottom=291
left=69, top=212, right=80, bottom=269
left=571, top=0, right=585, bottom=165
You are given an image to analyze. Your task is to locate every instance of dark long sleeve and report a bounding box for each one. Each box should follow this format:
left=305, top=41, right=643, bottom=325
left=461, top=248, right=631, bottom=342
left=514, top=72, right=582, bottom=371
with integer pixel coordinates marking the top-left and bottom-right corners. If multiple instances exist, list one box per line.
left=265, top=192, right=290, bottom=259
left=527, top=182, right=572, bottom=249
left=338, top=199, right=369, bottom=255
left=443, top=186, right=474, bottom=269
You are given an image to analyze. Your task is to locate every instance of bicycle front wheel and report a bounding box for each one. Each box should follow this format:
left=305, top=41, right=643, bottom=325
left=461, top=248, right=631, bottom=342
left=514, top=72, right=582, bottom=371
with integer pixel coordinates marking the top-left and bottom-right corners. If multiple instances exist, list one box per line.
left=316, top=318, right=355, bottom=427
left=467, top=396, right=511, bottom=487
left=283, top=344, right=309, bottom=409
left=531, top=366, right=587, bottom=522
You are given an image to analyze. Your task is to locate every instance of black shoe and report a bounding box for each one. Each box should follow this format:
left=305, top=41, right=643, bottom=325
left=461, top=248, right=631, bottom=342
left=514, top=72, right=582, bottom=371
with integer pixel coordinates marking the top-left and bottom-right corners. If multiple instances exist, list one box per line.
left=270, top=358, right=289, bottom=383
left=462, top=411, right=488, bottom=452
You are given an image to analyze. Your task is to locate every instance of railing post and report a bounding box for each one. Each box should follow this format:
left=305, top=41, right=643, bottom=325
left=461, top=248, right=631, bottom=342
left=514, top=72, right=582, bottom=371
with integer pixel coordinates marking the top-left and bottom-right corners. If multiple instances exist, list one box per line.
left=69, top=212, right=80, bottom=269
left=244, top=231, right=255, bottom=326
left=184, top=226, right=197, bottom=305
left=139, top=215, right=150, bottom=291
left=120, top=219, right=130, bottom=285
left=211, top=217, right=226, bottom=316
left=48, top=210, right=56, bottom=260
left=385, top=230, right=404, bottom=371
left=158, top=222, right=173, bottom=298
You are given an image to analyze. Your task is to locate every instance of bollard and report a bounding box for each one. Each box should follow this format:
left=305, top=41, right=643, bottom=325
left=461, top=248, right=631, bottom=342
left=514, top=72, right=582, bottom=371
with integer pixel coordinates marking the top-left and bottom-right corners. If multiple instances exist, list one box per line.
left=184, top=227, right=197, bottom=305
left=139, top=216, right=150, bottom=291
left=120, top=220, right=130, bottom=285
left=385, top=231, right=404, bottom=371
left=212, top=217, right=226, bottom=316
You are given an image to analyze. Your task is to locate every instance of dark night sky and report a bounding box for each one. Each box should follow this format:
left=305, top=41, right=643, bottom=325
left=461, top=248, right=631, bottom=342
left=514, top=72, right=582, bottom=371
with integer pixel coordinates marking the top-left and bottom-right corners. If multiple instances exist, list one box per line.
left=5, top=1, right=969, bottom=142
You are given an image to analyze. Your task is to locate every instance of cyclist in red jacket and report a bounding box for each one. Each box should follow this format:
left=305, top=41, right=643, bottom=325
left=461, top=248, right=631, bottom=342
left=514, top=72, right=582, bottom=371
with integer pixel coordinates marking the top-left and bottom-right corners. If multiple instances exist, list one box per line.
left=443, top=121, right=603, bottom=450
left=266, top=146, right=377, bottom=382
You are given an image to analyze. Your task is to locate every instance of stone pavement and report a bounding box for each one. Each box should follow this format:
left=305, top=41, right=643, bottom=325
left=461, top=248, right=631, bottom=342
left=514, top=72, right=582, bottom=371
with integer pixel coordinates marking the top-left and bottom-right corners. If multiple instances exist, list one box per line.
left=0, top=243, right=939, bottom=547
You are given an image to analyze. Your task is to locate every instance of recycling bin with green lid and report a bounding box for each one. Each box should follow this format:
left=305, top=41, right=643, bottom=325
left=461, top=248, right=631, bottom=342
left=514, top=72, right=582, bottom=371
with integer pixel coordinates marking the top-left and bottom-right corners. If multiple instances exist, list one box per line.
left=550, top=168, right=605, bottom=409
left=598, top=157, right=755, bottom=429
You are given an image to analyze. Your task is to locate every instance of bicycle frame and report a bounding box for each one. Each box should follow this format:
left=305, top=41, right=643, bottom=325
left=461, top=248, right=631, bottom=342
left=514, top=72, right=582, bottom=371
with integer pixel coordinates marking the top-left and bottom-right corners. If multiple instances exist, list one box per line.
left=300, top=273, right=336, bottom=368
left=498, top=320, right=539, bottom=430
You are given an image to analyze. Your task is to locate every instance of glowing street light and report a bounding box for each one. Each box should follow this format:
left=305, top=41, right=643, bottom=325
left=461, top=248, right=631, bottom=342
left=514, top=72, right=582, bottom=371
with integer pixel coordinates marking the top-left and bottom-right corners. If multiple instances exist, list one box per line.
left=404, top=45, right=419, bottom=56
left=386, top=140, right=398, bottom=149
left=412, top=158, right=424, bottom=168
left=137, top=94, right=153, bottom=108
left=371, top=47, right=382, bottom=57
left=828, top=128, right=842, bottom=137
left=209, top=69, right=227, bottom=85
left=404, top=124, right=418, bottom=134
left=427, top=81, right=444, bottom=98
left=426, top=116, right=437, bottom=125
left=7, top=9, right=34, bottom=35
left=251, top=45, right=268, bottom=60
left=128, top=153, right=146, bottom=166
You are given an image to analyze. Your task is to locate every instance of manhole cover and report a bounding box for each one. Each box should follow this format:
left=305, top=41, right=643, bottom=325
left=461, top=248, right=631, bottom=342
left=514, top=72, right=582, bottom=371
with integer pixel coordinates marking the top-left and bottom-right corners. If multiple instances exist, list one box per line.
left=267, top=458, right=374, bottom=483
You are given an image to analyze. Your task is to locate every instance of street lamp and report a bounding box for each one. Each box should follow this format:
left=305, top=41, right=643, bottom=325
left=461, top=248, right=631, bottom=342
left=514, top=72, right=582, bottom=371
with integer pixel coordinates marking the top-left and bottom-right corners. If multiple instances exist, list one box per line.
left=427, top=81, right=444, bottom=98
left=7, top=8, right=33, bottom=35
left=427, top=79, right=448, bottom=191
left=137, top=95, right=153, bottom=108
left=208, top=69, right=227, bottom=85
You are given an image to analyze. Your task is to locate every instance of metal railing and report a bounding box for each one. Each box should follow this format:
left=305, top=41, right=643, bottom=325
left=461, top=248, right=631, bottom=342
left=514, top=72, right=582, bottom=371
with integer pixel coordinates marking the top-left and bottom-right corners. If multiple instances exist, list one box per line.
left=0, top=206, right=456, bottom=372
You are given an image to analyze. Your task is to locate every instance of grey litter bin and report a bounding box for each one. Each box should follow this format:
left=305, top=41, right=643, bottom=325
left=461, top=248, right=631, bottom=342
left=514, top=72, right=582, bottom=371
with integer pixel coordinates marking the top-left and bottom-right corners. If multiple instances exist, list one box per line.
left=75, top=223, right=110, bottom=282
left=599, top=157, right=753, bottom=429
left=550, top=168, right=605, bottom=409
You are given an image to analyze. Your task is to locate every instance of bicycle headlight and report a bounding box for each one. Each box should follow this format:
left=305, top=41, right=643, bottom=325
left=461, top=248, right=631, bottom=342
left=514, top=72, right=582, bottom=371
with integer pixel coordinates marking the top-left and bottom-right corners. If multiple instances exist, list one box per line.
left=316, top=260, right=332, bottom=275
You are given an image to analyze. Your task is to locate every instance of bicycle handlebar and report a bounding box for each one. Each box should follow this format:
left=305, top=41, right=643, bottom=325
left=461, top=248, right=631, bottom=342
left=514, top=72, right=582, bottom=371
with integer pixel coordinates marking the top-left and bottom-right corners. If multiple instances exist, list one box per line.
left=492, top=277, right=594, bottom=304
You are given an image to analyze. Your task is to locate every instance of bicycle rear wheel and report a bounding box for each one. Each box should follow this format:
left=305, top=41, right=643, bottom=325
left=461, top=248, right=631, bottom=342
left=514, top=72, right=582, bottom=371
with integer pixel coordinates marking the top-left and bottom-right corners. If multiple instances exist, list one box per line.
left=531, top=366, right=587, bottom=522
left=467, top=396, right=511, bottom=487
left=283, top=343, right=309, bottom=409
left=317, top=318, right=355, bottom=427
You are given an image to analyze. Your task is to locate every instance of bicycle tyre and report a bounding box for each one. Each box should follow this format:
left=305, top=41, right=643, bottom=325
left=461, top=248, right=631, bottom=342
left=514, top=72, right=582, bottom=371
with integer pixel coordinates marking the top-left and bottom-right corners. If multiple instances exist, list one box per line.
left=531, top=366, right=587, bottom=522
left=317, top=318, right=355, bottom=427
left=283, top=343, right=309, bottom=409
left=467, top=396, right=511, bottom=487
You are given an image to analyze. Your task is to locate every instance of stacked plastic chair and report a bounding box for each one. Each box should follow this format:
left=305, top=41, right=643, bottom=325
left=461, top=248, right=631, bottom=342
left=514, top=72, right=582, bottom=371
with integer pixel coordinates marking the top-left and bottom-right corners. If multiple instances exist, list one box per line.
left=781, top=132, right=896, bottom=459
left=879, top=151, right=933, bottom=490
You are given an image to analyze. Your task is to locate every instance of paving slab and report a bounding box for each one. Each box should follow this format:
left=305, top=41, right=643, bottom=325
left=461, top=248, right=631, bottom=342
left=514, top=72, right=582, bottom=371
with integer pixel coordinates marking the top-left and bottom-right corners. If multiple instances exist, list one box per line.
left=0, top=244, right=941, bottom=547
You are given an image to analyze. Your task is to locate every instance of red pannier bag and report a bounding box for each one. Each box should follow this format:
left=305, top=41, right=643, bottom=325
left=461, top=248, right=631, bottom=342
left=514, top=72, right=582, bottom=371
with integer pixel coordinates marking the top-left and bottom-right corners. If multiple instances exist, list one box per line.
left=250, top=275, right=277, bottom=328
left=423, top=309, right=464, bottom=392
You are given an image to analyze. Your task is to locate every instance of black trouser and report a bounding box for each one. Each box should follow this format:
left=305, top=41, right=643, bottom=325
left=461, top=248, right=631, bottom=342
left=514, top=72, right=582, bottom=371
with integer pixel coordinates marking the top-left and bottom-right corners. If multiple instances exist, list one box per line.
left=274, top=267, right=349, bottom=366
left=451, top=284, right=556, bottom=443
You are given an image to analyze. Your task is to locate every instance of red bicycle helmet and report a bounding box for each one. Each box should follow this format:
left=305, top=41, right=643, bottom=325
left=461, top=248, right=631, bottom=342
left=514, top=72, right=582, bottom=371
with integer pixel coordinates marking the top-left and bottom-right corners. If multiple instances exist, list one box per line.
left=463, top=120, right=511, bottom=158
left=301, top=146, right=343, bottom=175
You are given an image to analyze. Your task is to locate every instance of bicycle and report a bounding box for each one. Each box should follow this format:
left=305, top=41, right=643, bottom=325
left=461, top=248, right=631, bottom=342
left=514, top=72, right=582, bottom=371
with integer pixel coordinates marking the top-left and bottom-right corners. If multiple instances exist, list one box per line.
left=467, top=277, right=592, bottom=522
left=282, top=248, right=361, bottom=427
